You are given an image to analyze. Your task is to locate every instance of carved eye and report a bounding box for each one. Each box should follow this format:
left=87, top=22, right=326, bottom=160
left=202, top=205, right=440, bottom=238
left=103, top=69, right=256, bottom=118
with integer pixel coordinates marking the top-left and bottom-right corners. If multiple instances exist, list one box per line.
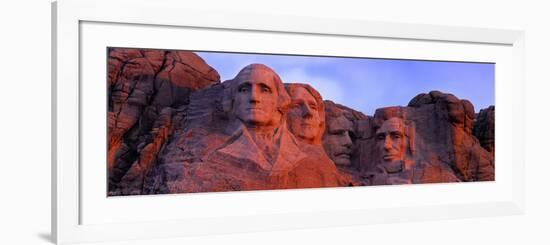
left=309, top=103, right=317, bottom=110
left=391, top=132, right=403, bottom=139
left=261, top=85, right=272, bottom=93
left=238, top=86, right=249, bottom=93
left=376, top=134, right=385, bottom=141
left=289, top=102, right=300, bottom=109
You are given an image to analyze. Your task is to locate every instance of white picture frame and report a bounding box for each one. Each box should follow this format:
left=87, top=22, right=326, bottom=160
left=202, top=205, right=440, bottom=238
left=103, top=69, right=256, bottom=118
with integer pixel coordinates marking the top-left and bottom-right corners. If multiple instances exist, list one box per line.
left=52, top=0, right=525, bottom=244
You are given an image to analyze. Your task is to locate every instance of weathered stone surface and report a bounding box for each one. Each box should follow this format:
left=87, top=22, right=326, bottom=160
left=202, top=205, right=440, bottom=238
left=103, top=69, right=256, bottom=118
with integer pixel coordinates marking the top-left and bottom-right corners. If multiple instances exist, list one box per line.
left=322, top=101, right=370, bottom=185
left=107, top=48, right=220, bottom=195
left=363, top=117, right=460, bottom=185
left=474, top=106, right=495, bottom=157
left=358, top=91, right=494, bottom=183
left=368, top=160, right=460, bottom=185
left=285, top=83, right=326, bottom=145
left=143, top=65, right=348, bottom=194
left=108, top=52, right=496, bottom=195
left=157, top=123, right=349, bottom=193
left=284, top=84, right=358, bottom=186
left=113, top=107, right=174, bottom=195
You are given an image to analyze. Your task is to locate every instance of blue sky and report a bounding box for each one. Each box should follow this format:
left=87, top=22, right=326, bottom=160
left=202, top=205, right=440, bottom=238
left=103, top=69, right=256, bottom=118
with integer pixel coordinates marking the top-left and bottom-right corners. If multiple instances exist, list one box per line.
left=196, top=51, right=494, bottom=116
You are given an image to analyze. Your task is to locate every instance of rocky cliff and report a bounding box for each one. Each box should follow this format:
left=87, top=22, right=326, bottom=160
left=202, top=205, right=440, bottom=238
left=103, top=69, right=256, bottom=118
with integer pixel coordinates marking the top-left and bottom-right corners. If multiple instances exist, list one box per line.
left=107, top=48, right=495, bottom=195
left=107, top=48, right=220, bottom=195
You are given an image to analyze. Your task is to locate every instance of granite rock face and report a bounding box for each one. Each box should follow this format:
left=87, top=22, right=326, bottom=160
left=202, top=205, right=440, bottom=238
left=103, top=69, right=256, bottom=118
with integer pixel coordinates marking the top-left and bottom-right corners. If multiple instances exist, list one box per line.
left=356, top=91, right=494, bottom=183
left=107, top=48, right=220, bottom=194
left=142, top=65, right=348, bottom=194
left=473, top=106, right=495, bottom=157
left=107, top=50, right=495, bottom=195
left=322, top=101, right=371, bottom=185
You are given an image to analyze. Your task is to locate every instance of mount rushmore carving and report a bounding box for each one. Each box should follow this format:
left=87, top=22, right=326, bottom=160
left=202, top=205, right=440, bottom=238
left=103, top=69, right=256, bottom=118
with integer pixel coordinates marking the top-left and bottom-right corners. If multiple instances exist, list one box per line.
left=107, top=48, right=494, bottom=196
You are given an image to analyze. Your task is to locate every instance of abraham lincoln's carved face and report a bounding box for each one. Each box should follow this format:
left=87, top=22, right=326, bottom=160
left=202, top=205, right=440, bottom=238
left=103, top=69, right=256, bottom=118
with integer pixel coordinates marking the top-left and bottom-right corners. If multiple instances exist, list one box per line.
left=375, top=117, right=407, bottom=162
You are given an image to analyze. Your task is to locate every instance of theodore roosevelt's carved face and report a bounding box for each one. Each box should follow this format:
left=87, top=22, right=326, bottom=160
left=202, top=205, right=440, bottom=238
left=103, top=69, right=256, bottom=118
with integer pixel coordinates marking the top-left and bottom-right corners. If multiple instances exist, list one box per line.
left=323, top=116, right=353, bottom=166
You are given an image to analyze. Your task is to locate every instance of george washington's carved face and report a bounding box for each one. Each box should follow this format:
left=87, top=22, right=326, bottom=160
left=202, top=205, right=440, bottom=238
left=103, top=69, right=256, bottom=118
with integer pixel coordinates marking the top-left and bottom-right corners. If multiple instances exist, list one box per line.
left=375, top=117, right=407, bottom=162
left=231, top=65, right=285, bottom=128
left=287, top=86, right=323, bottom=144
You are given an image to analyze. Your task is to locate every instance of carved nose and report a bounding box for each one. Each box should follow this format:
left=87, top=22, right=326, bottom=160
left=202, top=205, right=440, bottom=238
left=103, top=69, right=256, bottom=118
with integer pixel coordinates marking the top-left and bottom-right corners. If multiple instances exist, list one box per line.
left=303, top=104, right=313, bottom=117
left=383, top=136, right=392, bottom=150
left=249, top=88, right=259, bottom=103
left=343, top=131, right=352, bottom=147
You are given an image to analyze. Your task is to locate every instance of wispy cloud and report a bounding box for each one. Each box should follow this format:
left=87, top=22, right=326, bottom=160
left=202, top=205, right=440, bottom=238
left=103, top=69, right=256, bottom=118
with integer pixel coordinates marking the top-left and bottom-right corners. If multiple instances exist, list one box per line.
left=279, top=68, right=344, bottom=104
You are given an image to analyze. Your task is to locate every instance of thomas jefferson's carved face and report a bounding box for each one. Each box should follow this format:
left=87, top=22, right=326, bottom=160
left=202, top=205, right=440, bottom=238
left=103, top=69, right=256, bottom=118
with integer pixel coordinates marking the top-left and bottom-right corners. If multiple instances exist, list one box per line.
left=323, top=116, right=353, bottom=166
left=376, top=118, right=407, bottom=162
left=287, top=87, right=323, bottom=144
left=232, top=69, right=280, bottom=127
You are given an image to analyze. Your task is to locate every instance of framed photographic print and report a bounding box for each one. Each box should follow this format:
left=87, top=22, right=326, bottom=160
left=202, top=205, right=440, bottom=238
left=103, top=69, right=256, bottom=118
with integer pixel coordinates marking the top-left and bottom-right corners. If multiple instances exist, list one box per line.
left=52, top=0, right=525, bottom=244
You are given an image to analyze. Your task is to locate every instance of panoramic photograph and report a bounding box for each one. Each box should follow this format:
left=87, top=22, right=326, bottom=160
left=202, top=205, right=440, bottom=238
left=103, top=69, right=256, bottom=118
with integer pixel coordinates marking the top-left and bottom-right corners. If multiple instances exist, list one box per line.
left=106, top=47, right=495, bottom=196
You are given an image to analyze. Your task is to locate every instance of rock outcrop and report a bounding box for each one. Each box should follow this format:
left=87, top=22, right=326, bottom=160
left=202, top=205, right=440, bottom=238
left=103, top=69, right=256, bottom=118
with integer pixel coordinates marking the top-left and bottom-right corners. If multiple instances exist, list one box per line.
left=473, top=106, right=495, bottom=157
left=107, top=49, right=495, bottom=195
left=107, top=48, right=220, bottom=195
left=356, top=91, right=494, bottom=183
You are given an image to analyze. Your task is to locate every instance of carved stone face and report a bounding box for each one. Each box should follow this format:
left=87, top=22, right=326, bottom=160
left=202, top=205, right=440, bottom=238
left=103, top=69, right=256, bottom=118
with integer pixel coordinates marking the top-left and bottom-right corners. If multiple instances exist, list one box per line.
left=375, top=117, right=407, bottom=162
left=287, top=86, right=323, bottom=144
left=323, top=116, right=353, bottom=166
left=232, top=69, right=280, bottom=128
